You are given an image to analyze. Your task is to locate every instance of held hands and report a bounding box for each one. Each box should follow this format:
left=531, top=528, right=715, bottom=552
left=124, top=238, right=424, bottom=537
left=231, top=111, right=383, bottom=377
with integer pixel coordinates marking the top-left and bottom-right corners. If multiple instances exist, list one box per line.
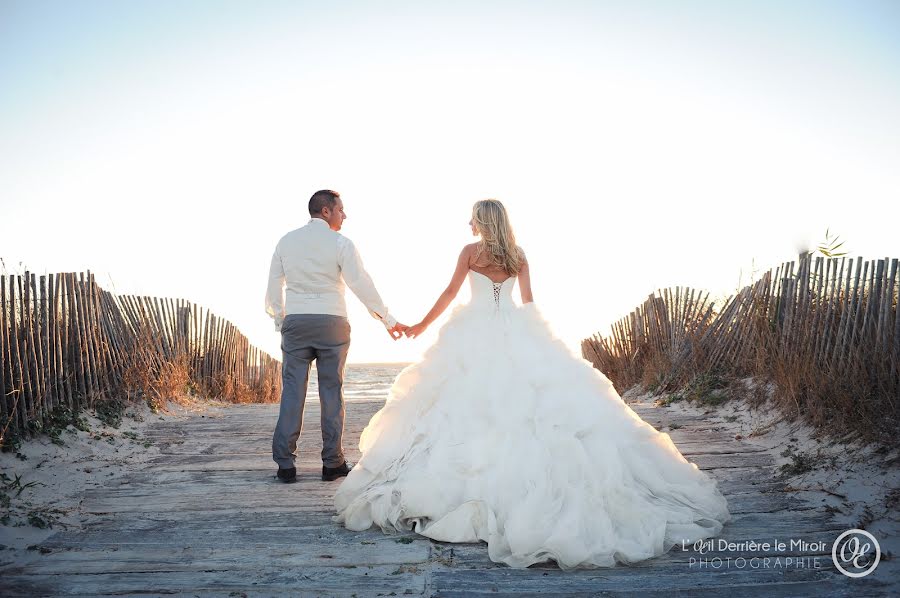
left=387, top=322, right=409, bottom=340
left=384, top=321, right=426, bottom=340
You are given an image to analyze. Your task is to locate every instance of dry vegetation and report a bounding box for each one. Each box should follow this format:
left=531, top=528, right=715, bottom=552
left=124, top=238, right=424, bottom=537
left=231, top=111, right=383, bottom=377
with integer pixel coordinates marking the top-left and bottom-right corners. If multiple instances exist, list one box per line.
left=583, top=254, right=899, bottom=448
left=1, top=271, right=281, bottom=451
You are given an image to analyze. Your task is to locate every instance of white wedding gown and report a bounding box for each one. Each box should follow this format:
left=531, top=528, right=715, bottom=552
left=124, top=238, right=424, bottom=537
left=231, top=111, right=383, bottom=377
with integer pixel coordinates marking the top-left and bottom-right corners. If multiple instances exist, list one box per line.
left=333, top=270, right=731, bottom=570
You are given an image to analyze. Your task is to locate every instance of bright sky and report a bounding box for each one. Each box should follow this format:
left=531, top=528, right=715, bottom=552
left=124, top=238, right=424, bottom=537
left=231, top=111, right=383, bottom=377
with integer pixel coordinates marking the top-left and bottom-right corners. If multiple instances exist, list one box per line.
left=2, top=0, right=898, bottom=364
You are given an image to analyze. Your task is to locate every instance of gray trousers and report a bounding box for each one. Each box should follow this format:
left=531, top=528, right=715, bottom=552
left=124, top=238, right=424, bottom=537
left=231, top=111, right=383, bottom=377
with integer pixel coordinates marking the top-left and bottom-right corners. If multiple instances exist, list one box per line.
left=272, top=314, right=351, bottom=469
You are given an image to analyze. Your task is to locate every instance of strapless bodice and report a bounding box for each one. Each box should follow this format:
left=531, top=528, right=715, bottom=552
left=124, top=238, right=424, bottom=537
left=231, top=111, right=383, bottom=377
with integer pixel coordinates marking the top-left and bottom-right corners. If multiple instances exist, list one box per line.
left=468, top=270, right=516, bottom=311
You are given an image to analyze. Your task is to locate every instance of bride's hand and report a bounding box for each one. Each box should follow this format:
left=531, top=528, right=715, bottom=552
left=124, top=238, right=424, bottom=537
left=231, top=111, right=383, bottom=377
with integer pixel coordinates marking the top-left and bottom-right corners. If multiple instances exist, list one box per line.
left=404, top=322, right=427, bottom=339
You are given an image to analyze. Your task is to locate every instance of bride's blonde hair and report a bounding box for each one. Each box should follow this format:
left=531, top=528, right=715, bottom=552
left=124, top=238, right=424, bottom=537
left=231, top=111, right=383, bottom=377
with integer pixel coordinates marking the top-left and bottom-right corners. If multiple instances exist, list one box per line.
left=471, top=199, right=523, bottom=276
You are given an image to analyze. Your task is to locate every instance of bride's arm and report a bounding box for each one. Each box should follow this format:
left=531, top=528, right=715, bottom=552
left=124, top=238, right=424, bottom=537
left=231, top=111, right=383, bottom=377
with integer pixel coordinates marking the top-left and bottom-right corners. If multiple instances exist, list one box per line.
left=404, top=246, right=472, bottom=338
left=519, top=250, right=533, bottom=304
left=519, top=263, right=534, bottom=305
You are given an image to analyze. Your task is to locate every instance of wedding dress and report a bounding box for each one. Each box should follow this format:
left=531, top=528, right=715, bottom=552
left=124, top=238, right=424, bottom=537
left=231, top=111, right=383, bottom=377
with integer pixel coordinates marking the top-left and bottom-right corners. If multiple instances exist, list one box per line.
left=333, top=270, right=731, bottom=570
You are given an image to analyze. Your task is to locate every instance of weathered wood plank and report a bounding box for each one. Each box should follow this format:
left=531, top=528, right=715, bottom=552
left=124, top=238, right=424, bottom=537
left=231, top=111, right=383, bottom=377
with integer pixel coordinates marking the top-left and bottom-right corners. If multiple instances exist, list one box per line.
left=145, top=437, right=770, bottom=458
left=429, top=563, right=837, bottom=593
left=432, top=576, right=887, bottom=598
left=139, top=450, right=775, bottom=472
left=437, top=529, right=845, bottom=569
left=33, top=517, right=840, bottom=561
left=38, top=504, right=845, bottom=542
left=3, top=540, right=430, bottom=574
left=1, top=564, right=427, bottom=596
left=108, top=470, right=787, bottom=500
left=78, top=485, right=808, bottom=517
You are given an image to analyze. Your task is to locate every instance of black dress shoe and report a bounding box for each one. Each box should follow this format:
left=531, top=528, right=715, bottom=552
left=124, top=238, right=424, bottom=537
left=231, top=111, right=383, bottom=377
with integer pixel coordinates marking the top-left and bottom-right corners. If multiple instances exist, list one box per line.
left=322, top=460, right=353, bottom=481
left=276, top=466, right=297, bottom=483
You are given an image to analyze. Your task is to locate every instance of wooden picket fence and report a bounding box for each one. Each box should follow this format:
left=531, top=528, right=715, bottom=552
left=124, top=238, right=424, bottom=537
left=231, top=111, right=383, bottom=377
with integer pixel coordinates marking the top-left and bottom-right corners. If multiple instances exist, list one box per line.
left=0, top=271, right=281, bottom=443
left=582, top=254, right=900, bottom=443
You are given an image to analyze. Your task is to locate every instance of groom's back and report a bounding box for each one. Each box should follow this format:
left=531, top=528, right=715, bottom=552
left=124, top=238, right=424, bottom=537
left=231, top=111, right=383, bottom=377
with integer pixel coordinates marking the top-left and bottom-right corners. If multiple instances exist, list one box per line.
left=277, top=221, right=343, bottom=293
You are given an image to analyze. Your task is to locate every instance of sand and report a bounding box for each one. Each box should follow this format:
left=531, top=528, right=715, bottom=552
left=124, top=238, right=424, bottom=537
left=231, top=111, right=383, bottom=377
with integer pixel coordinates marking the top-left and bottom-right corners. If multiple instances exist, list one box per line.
left=632, top=377, right=900, bottom=566
left=0, top=395, right=230, bottom=551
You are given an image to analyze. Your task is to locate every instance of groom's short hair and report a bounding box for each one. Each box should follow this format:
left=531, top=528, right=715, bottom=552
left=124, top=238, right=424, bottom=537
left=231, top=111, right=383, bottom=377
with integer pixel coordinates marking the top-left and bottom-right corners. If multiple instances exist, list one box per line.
left=309, top=190, right=340, bottom=215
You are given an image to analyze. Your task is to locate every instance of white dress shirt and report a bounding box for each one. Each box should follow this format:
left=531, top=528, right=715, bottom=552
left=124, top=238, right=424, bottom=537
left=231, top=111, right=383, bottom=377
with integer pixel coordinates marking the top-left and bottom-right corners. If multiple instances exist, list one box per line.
left=265, top=218, right=398, bottom=332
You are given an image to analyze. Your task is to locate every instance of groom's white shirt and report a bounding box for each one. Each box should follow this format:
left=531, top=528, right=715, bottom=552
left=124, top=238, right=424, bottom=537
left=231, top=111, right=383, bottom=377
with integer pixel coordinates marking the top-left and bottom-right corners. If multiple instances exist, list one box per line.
left=265, top=217, right=398, bottom=332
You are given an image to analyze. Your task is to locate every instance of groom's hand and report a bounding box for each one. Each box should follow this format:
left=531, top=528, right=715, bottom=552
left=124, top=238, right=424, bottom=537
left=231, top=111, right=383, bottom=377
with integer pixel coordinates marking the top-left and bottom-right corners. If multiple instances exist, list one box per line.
left=387, top=322, right=409, bottom=340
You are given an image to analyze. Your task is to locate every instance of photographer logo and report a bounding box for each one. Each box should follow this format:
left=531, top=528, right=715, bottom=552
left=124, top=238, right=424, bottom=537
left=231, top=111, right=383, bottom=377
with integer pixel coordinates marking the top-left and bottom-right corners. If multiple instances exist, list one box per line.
left=832, top=529, right=880, bottom=578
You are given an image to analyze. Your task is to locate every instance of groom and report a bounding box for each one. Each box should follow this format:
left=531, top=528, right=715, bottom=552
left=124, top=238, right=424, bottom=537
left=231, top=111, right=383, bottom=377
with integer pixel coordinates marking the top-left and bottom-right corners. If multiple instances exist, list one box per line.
left=265, top=190, right=407, bottom=483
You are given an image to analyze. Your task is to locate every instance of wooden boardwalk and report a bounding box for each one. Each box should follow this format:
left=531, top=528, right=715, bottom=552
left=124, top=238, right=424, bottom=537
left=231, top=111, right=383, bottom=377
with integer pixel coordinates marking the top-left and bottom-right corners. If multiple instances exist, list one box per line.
left=2, top=395, right=895, bottom=596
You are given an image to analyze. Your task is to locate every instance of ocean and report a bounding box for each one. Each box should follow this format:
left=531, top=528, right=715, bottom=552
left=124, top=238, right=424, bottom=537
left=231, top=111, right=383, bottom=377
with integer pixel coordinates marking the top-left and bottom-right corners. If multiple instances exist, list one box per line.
left=305, top=363, right=410, bottom=402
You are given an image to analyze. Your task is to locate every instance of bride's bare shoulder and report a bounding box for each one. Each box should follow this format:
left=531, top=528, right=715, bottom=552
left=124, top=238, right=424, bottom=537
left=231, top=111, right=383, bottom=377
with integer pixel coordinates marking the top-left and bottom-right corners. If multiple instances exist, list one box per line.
left=461, top=243, right=480, bottom=258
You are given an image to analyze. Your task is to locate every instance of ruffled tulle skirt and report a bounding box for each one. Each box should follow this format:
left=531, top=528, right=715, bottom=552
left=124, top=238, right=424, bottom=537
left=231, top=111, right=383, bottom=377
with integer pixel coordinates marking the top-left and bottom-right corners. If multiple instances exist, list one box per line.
left=333, top=302, right=730, bottom=570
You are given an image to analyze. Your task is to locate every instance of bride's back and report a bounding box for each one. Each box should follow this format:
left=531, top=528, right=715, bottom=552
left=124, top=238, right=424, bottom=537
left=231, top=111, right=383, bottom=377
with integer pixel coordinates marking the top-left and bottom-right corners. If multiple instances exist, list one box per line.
left=468, top=242, right=524, bottom=283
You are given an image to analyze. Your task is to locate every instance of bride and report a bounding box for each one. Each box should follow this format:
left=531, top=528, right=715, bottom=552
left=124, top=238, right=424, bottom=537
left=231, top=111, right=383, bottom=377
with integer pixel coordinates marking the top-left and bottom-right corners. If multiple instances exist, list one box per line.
left=333, top=199, right=731, bottom=570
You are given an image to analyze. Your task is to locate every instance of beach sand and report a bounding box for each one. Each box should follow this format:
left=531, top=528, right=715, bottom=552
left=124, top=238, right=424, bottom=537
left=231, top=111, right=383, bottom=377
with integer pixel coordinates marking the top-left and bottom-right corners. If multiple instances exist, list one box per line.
left=625, top=378, right=899, bottom=573
left=0, top=395, right=230, bottom=551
